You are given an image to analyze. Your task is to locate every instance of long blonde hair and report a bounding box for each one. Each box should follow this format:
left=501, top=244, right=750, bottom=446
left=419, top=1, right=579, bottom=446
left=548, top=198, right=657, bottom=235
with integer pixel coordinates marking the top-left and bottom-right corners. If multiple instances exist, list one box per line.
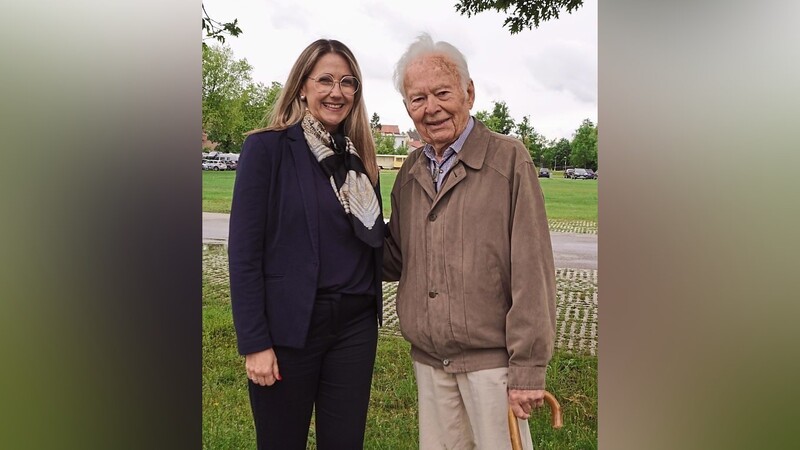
left=247, top=39, right=378, bottom=185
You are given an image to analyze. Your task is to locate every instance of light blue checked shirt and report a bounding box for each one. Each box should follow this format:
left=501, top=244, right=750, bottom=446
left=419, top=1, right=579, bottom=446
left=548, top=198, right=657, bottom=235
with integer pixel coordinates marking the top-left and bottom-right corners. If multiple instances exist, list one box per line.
left=422, top=117, right=475, bottom=192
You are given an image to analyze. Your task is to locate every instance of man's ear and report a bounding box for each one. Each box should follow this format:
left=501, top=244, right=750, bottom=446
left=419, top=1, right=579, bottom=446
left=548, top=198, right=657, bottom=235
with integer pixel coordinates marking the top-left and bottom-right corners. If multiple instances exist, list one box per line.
left=466, top=80, right=475, bottom=109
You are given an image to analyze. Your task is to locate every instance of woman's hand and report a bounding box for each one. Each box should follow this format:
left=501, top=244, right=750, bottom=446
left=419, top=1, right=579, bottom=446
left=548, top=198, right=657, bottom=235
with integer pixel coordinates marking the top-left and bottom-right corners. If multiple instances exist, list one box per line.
left=245, top=348, right=282, bottom=386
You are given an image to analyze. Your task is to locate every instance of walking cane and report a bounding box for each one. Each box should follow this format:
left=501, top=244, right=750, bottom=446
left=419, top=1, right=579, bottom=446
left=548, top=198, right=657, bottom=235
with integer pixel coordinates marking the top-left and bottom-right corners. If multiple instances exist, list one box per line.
left=508, top=391, right=562, bottom=450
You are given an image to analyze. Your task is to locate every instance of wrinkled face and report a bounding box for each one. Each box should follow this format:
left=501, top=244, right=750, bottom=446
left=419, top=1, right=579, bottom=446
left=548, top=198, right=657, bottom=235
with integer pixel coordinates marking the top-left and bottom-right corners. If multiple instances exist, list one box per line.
left=403, top=55, right=475, bottom=153
left=301, top=53, right=356, bottom=132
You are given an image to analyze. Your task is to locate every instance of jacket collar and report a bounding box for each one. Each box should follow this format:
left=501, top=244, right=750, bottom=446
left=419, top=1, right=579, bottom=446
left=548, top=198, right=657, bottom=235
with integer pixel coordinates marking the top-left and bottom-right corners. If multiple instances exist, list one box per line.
left=286, top=121, right=305, bottom=141
left=456, top=118, right=490, bottom=170
left=407, top=118, right=491, bottom=204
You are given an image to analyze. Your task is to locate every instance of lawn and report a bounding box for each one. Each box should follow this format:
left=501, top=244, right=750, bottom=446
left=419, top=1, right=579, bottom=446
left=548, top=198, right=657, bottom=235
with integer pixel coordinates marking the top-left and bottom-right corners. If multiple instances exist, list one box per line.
left=203, top=171, right=237, bottom=214
left=204, top=169, right=597, bottom=223
left=203, top=246, right=597, bottom=449
left=202, top=171, right=396, bottom=218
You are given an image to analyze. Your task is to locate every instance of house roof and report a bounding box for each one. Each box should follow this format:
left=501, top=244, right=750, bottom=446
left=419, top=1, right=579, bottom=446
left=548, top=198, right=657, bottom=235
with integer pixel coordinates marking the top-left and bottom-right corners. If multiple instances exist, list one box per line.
left=380, top=124, right=400, bottom=134
left=408, top=139, right=425, bottom=150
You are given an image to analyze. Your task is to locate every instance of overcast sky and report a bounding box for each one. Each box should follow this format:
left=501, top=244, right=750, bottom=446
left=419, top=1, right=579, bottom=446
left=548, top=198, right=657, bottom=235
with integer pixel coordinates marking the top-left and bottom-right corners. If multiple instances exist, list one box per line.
left=202, top=0, right=596, bottom=141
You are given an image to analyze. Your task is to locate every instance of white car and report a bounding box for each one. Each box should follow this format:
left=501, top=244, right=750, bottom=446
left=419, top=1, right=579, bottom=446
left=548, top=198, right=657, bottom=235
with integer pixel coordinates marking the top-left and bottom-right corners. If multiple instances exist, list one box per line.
left=202, top=160, right=227, bottom=171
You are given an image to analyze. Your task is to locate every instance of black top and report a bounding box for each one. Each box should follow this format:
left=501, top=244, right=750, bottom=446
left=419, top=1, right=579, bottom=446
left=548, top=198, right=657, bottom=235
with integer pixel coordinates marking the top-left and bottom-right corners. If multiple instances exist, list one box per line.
left=308, top=148, right=375, bottom=296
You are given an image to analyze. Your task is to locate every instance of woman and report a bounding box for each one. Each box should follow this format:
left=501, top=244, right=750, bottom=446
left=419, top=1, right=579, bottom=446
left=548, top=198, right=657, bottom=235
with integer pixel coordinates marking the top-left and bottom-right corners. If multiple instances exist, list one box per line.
left=228, top=39, right=384, bottom=449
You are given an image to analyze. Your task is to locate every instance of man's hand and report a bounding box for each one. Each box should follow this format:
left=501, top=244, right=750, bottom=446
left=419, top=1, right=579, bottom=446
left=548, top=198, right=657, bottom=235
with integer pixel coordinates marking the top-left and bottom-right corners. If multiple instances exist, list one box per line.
left=245, top=348, right=281, bottom=386
left=508, top=389, right=545, bottom=419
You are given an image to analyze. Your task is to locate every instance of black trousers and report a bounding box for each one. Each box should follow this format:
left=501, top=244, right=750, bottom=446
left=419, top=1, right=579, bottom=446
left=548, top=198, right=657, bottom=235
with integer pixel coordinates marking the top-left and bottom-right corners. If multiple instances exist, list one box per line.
left=248, top=294, right=378, bottom=450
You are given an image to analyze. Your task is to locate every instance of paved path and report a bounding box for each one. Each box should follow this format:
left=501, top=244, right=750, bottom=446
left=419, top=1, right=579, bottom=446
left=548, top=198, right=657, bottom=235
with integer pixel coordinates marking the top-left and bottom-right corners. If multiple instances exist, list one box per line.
left=203, top=212, right=597, bottom=270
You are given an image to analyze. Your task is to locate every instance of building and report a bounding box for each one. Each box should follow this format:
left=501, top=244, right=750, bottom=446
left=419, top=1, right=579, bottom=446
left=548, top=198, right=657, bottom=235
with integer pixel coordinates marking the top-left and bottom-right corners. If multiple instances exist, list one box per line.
left=406, top=129, right=425, bottom=151
left=379, top=124, right=408, bottom=149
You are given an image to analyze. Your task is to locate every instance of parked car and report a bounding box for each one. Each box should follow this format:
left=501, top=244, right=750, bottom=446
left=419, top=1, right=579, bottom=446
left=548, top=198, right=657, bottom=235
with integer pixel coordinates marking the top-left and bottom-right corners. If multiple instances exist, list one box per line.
left=564, top=168, right=575, bottom=178
left=572, top=168, right=593, bottom=179
left=223, top=160, right=238, bottom=170
left=538, top=168, right=550, bottom=178
left=202, top=159, right=227, bottom=171
left=585, top=169, right=597, bottom=179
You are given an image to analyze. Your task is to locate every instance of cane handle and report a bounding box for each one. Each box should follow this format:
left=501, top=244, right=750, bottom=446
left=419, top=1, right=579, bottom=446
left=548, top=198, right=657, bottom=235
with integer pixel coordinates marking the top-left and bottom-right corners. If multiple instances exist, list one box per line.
left=508, top=391, right=563, bottom=450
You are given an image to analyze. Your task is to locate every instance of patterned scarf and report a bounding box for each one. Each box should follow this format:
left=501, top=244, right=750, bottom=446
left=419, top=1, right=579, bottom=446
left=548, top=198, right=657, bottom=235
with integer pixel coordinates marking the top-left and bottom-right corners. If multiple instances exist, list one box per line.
left=301, top=110, right=382, bottom=248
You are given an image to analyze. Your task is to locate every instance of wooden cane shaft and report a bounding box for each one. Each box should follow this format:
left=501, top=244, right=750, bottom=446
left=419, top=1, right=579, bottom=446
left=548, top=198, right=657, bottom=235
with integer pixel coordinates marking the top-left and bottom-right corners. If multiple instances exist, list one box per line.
left=508, top=407, right=524, bottom=450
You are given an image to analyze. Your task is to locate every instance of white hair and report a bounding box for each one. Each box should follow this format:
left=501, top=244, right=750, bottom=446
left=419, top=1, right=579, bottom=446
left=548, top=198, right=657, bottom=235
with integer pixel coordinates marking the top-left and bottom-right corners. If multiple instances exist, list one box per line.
left=393, top=33, right=471, bottom=100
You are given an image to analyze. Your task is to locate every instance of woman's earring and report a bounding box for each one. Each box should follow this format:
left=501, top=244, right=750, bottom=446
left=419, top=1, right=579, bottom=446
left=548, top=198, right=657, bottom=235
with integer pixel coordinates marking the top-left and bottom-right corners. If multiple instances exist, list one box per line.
left=300, top=95, right=306, bottom=102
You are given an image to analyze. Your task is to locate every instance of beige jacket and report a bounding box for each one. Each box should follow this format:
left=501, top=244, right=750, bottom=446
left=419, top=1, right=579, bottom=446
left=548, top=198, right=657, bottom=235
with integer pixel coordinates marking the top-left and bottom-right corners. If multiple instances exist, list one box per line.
left=384, top=120, right=556, bottom=389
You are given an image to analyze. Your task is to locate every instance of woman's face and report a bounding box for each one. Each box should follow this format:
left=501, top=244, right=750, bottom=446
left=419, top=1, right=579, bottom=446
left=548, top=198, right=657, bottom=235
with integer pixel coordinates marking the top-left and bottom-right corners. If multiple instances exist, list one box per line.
left=300, top=53, right=357, bottom=133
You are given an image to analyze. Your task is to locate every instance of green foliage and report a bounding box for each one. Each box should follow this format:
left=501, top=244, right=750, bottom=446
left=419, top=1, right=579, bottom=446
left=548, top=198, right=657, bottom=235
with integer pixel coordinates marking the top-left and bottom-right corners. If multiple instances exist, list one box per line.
left=569, top=119, right=597, bottom=170
left=396, top=142, right=409, bottom=156
left=516, top=115, right=546, bottom=164
left=370, top=113, right=381, bottom=132
left=203, top=44, right=282, bottom=153
left=240, top=81, right=282, bottom=131
left=543, top=138, right=572, bottom=170
left=455, top=0, right=584, bottom=34
left=476, top=100, right=516, bottom=135
left=375, top=134, right=398, bottom=155
left=202, top=3, right=242, bottom=49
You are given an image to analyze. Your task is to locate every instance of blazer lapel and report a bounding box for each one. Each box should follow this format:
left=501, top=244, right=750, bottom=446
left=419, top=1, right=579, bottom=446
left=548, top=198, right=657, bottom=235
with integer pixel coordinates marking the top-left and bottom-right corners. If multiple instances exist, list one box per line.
left=286, top=123, right=320, bottom=256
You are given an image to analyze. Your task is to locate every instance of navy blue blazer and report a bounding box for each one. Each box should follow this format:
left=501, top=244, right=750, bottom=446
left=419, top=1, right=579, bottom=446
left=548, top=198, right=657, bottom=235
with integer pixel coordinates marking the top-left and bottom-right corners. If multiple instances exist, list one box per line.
left=228, top=123, right=384, bottom=355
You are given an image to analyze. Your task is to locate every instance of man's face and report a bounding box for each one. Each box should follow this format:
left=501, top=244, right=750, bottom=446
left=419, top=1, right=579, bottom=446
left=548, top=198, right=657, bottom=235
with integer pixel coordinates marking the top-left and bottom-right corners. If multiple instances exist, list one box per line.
left=403, top=55, right=475, bottom=154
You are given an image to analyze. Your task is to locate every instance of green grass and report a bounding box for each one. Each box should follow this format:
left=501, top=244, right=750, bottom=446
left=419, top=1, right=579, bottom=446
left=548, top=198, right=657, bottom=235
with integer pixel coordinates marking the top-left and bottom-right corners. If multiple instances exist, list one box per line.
left=538, top=173, right=598, bottom=222
left=203, top=171, right=237, bottom=213
left=204, top=169, right=597, bottom=223
left=379, top=171, right=395, bottom=218
left=203, top=246, right=597, bottom=449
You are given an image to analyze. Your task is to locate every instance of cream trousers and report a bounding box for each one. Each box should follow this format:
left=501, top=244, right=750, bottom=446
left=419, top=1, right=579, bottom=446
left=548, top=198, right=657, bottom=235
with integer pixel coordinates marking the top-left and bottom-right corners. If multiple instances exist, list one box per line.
left=413, top=362, right=535, bottom=450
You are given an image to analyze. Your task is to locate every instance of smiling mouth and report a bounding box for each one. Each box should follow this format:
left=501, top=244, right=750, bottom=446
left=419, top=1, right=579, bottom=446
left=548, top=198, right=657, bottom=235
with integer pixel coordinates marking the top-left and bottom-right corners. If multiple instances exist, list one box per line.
left=425, top=118, right=450, bottom=128
left=323, top=103, right=344, bottom=110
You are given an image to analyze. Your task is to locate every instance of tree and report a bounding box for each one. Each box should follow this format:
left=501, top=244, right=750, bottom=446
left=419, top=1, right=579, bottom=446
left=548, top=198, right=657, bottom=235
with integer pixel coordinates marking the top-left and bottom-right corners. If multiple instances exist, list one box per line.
left=396, top=142, right=409, bottom=155
left=475, top=100, right=515, bottom=135
left=375, top=134, right=397, bottom=155
left=515, top=115, right=546, bottom=164
left=543, top=137, right=571, bottom=170
left=570, top=118, right=597, bottom=170
left=454, top=0, right=583, bottom=34
left=202, top=3, right=242, bottom=49
left=203, top=44, right=281, bottom=152
left=238, top=81, right=283, bottom=136
left=370, top=113, right=381, bottom=132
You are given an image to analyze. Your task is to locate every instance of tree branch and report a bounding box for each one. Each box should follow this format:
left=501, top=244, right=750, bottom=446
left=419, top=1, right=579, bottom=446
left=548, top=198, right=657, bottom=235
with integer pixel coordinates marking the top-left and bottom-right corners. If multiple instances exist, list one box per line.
left=454, top=0, right=584, bottom=34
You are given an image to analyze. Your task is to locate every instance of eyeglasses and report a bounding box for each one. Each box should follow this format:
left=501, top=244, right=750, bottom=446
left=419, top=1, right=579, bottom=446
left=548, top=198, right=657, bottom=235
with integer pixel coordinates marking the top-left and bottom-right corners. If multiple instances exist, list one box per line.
left=308, top=74, right=360, bottom=95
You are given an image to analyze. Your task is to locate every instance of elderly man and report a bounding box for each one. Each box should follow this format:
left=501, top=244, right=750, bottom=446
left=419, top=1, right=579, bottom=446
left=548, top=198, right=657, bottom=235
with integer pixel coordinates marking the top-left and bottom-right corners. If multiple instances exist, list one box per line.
left=383, top=33, right=556, bottom=450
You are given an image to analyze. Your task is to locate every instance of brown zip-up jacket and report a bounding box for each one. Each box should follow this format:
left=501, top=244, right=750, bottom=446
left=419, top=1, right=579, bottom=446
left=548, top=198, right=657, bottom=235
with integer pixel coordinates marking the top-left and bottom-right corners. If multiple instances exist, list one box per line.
left=383, top=120, right=556, bottom=390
